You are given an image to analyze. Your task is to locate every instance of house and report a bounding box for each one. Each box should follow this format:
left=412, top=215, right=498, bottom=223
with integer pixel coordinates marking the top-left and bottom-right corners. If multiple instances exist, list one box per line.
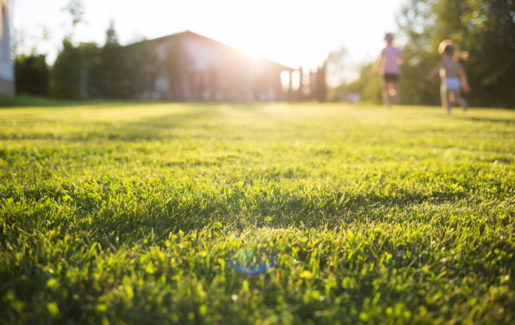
left=128, top=31, right=296, bottom=101
left=0, top=0, right=14, bottom=96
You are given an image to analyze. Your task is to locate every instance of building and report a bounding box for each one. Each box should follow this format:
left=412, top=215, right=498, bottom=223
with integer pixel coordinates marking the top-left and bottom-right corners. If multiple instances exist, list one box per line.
left=129, top=31, right=296, bottom=101
left=0, top=0, right=13, bottom=96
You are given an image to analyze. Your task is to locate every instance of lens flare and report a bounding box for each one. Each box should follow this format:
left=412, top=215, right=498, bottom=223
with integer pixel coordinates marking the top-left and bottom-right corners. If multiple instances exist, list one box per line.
left=228, top=228, right=280, bottom=275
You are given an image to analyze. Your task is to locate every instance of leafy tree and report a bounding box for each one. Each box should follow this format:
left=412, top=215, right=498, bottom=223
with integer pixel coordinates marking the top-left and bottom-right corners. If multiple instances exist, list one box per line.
left=15, top=54, right=49, bottom=96
left=163, top=38, right=193, bottom=100
left=51, top=39, right=82, bottom=98
left=51, top=21, right=158, bottom=100
left=397, top=0, right=515, bottom=107
left=51, top=40, right=103, bottom=99
left=458, top=0, right=515, bottom=107
left=346, top=63, right=382, bottom=104
left=62, top=0, right=85, bottom=41
left=100, top=21, right=127, bottom=99
left=99, top=23, right=159, bottom=99
left=395, top=0, right=440, bottom=105
left=297, top=66, right=304, bottom=101
left=50, top=0, right=89, bottom=99
left=123, top=41, right=159, bottom=98
left=325, top=46, right=351, bottom=88
left=79, top=43, right=103, bottom=98
left=309, top=63, right=327, bottom=102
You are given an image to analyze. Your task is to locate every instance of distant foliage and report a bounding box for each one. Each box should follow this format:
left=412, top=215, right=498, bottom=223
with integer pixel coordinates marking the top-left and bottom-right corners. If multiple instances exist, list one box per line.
left=346, top=63, right=382, bottom=104
left=123, top=42, right=159, bottom=98
left=346, top=0, right=515, bottom=107
left=315, top=64, right=328, bottom=102
left=397, top=0, right=515, bottom=107
left=162, top=38, right=193, bottom=100
left=100, top=23, right=126, bottom=99
left=50, top=23, right=158, bottom=100
left=15, top=54, right=49, bottom=96
left=51, top=39, right=83, bottom=99
left=309, top=63, right=327, bottom=102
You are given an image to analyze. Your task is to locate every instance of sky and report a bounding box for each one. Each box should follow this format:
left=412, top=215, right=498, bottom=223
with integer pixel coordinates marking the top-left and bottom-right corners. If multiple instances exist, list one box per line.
left=13, top=0, right=404, bottom=83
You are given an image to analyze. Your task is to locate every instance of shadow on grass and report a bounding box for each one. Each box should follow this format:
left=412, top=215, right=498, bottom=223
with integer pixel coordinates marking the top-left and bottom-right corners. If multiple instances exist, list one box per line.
left=0, top=105, right=222, bottom=142
left=462, top=116, right=515, bottom=125
left=0, top=95, right=260, bottom=109
left=94, top=108, right=221, bottom=142
left=0, top=95, right=124, bottom=108
left=3, top=180, right=473, bottom=249
left=0, top=95, right=222, bottom=109
left=73, top=188, right=472, bottom=249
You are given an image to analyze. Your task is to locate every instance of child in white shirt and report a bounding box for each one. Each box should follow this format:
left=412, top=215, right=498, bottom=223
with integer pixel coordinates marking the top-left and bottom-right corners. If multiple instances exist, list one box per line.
left=429, top=40, right=470, bottom=114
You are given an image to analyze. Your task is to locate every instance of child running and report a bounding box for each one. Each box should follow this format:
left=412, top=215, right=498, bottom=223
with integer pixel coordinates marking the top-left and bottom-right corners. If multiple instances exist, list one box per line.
left=375, top=33, right=403, bottom=108
left=429, top=40, right=470, bottom=115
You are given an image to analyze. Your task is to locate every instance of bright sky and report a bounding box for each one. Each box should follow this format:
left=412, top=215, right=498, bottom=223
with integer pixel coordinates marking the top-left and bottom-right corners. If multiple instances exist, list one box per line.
left=13, top=0, right=403, bottom=82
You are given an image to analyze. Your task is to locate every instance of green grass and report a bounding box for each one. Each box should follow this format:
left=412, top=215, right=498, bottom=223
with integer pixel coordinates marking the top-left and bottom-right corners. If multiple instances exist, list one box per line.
left=0, top=102, right=514, bottom=324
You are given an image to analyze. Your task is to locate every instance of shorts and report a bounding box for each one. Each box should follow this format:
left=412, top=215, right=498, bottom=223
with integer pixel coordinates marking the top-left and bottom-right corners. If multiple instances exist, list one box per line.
left=383, top=73, right=399, bottom=83
left=444, top=77, right=460, bottom=91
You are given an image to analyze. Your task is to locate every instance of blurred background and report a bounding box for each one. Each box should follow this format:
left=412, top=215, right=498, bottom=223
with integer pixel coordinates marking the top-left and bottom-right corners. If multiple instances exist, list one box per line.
left=2, top=0, right=514, bottom=107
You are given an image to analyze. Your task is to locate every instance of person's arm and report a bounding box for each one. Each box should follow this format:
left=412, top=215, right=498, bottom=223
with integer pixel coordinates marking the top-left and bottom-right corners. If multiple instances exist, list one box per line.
left=428, top=62, right=441, bottom=82
left=457, top=65, right=470, bottom=92
left=397, top=50, right=404, bottom=66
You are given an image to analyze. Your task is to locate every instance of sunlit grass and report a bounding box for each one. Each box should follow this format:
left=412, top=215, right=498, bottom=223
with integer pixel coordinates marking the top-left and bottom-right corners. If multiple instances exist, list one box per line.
left=1, top=102, right=514, bottom=324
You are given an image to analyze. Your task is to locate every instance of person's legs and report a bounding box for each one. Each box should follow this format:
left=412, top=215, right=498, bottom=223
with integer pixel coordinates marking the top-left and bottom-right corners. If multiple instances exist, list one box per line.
left=440, top=85, right=451, bottom=114
left=447, top=90, right=468, bottom=113
left=392, top=80, right=400, bottom=104
left=381, top=79, right=391, bottom=108
left=382, top=74, right=399, bottom=108
left=448, top=91, right=456, bottom=104
left=455, top=91, right=468, bottom=112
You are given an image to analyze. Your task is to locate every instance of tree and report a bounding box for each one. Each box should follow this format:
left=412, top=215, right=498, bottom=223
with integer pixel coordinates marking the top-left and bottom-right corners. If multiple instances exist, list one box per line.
left=163, top=38, right=193, bottom=100
left=397, top=0, right=515, bottom=107
left=51, top=39, right=82, bottom=98
left=50, top=0, right=89, bottom=99
left=100, top=21, right=126, bottom=98
left=297, top=66, right=304, bottom=101
left=123, top=40, right=159, bottom=98
left=51, top=20, right=159, bottom=100
left=307, top=63, right=327, bottom=102
left=458, top=0, right=515, bottom=107
left=346, top=63, right=382, bottom=104
left=79, top=43, right=103, bottom=98
left=316, top=63, right=327, bottom=102
left=104, top=20, right=119, bottom=48
left=51, top=40, right=102, bottom=99
left=15, top=54, right=49, bottom=96
left=62, top=0, right=85, bottom=41
left=325, top=46, right=351, bottom=88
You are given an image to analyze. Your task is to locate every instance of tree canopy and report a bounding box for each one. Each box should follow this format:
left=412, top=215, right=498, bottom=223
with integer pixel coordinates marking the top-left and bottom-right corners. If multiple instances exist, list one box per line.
left=349, top=0, right=514, bottom=107
left=398, top=0, right=515, bottom=107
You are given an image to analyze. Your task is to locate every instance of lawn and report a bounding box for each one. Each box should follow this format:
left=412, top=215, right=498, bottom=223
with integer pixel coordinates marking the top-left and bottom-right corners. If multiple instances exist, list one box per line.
left=0, top=102, right=514, bottom=324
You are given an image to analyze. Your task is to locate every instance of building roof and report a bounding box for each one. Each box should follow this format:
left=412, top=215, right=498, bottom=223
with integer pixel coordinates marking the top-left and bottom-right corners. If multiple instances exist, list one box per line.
left=128, top=30, right=294, bottom=71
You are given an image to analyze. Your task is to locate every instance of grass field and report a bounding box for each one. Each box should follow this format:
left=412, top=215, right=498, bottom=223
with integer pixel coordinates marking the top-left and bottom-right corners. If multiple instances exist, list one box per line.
left=1, top=102, right=514, bottom=324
